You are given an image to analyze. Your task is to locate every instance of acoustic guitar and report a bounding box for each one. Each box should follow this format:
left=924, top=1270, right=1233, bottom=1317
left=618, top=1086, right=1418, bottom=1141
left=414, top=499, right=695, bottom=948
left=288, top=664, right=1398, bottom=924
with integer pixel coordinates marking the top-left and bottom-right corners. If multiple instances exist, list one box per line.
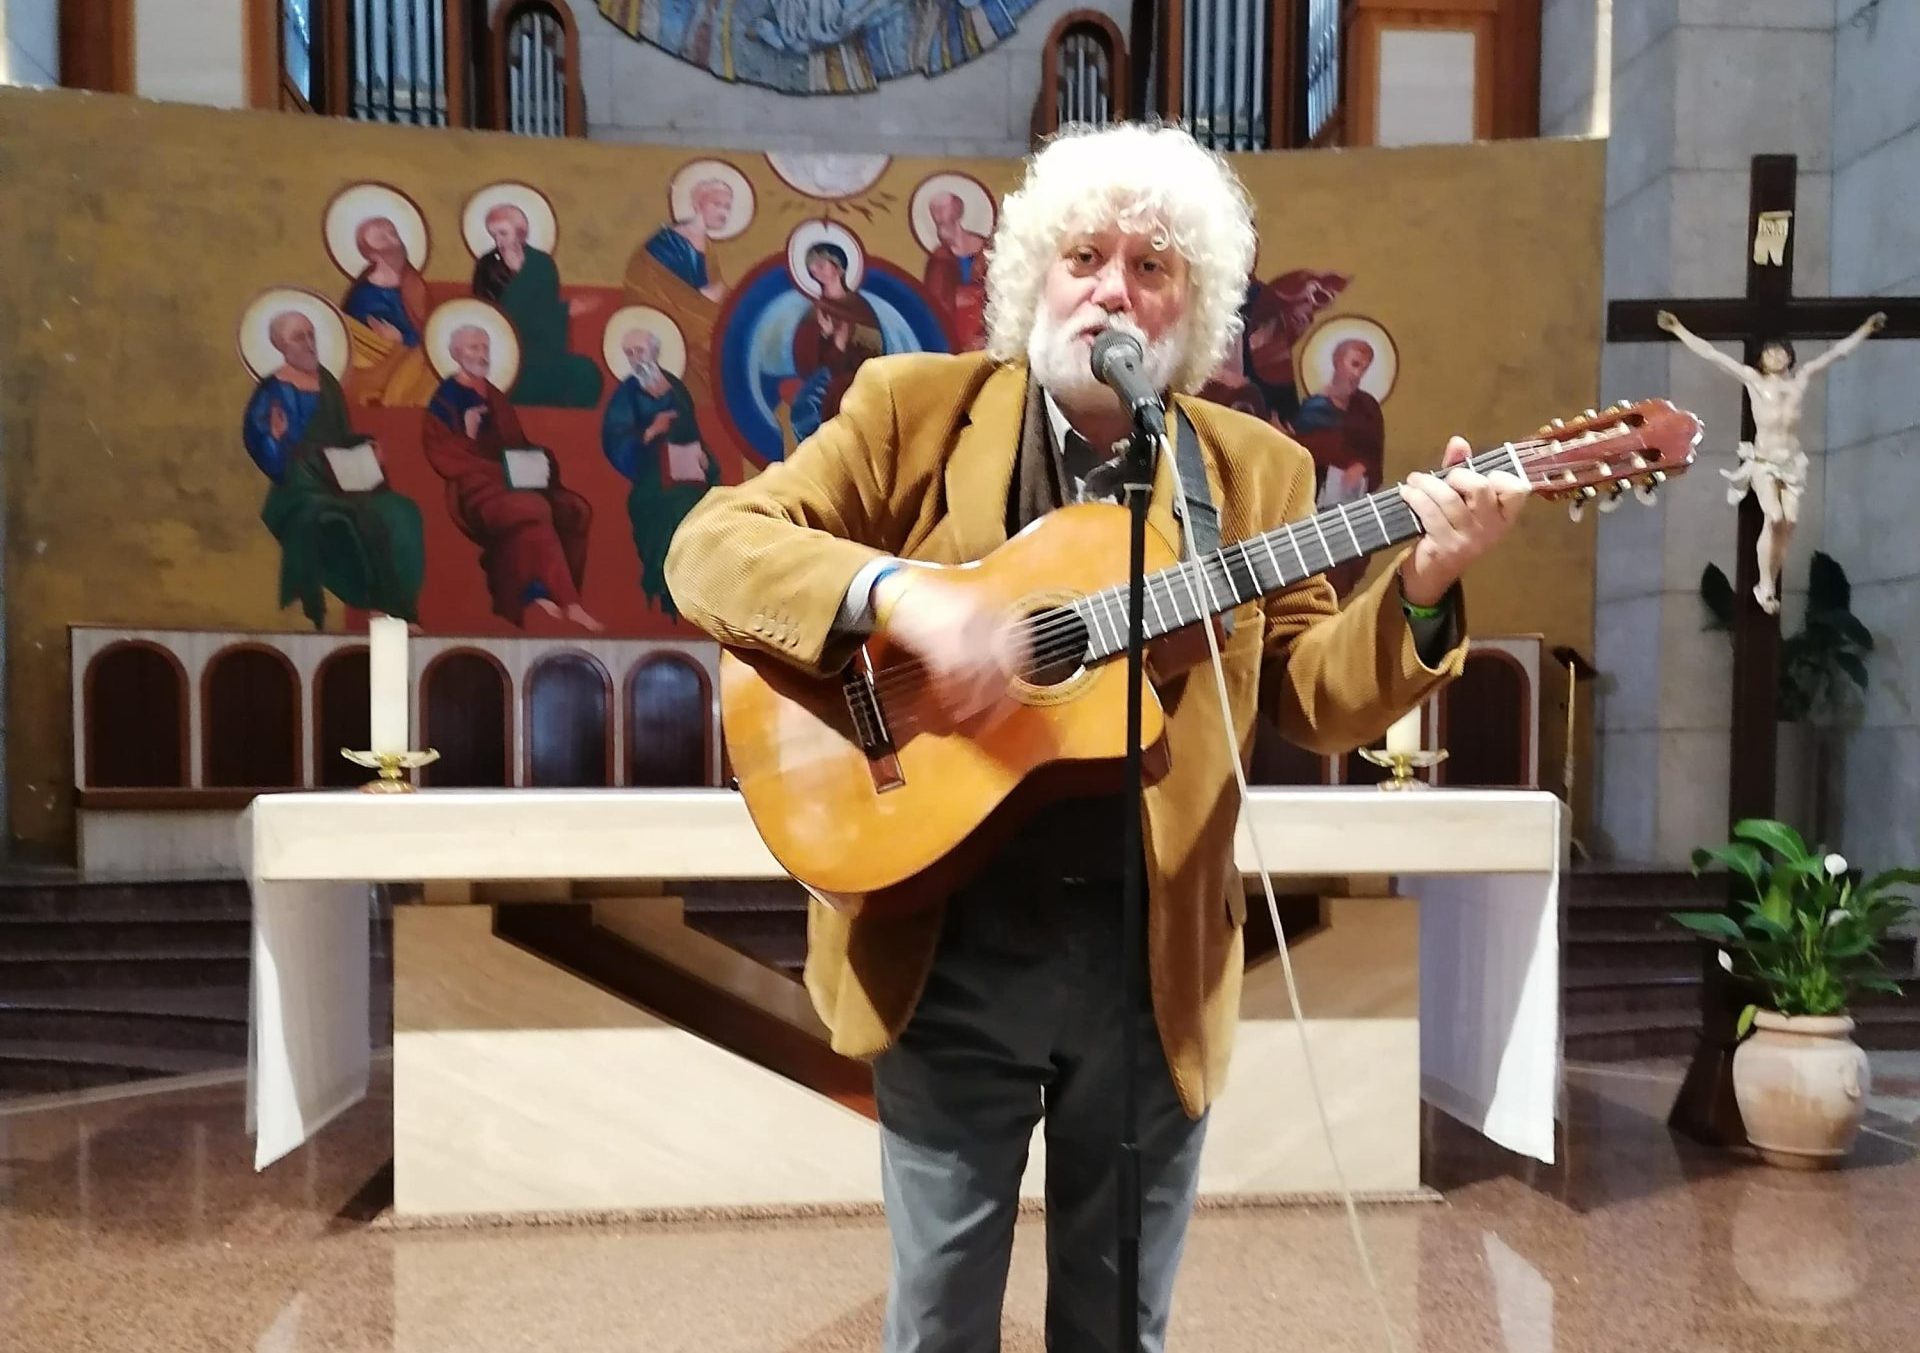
left=718, top=401, right=1702, bottom=918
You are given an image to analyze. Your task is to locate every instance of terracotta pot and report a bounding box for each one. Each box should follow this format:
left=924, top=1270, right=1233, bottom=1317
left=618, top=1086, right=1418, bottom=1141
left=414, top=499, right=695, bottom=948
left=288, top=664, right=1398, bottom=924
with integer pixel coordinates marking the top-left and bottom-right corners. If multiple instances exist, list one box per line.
left=1733, top=1011, right=1871, bottom=1169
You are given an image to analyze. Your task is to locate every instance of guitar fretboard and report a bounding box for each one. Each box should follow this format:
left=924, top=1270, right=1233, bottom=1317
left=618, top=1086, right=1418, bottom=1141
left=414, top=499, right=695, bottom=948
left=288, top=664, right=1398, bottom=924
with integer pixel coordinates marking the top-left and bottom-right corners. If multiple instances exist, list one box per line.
left=1067, top=445, right=1525, bottom=662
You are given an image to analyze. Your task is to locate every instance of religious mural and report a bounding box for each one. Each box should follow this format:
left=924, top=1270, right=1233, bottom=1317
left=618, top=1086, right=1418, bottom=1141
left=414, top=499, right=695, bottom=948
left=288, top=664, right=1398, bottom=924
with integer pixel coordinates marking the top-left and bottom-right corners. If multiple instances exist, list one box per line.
left=1199, top=270, right=1401, bottom=597
left=237, top=154, right=1418, bottom=636
left=594, top=0, right=1042, bottom=95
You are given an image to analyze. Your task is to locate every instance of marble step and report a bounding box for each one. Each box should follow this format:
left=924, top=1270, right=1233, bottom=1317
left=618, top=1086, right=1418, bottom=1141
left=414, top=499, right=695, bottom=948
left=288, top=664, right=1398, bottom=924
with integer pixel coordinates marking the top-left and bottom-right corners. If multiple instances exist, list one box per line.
left=0, top=1004, right=249, bottom=1057
left=0, top=920, right=250, bottom=961
left=0, top=1038, right=238, bottom=1092
left=0, top=878, right=249, bottom=922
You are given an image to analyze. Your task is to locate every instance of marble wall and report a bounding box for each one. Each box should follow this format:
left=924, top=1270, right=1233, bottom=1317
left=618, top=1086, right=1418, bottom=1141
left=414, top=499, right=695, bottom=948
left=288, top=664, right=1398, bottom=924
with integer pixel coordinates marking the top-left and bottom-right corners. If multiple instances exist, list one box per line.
left=1826, top=0, right=1920, bottom=875
left=1579, top=0, right=1846, bottom=863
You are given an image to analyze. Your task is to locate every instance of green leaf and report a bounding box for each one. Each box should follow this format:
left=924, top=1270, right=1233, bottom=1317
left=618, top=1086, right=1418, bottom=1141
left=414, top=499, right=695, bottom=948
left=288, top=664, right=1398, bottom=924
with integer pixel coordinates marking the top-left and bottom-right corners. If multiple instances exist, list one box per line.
left=1692, top=843, right=1764, bottom=892
left=1854, top=975, right=1905, bottom=996
left=1671, top=911, right=1745, bottom=942
left=1732, top=819, right=1811, bottom=862
left=1736, top=1004, right=1758, bottom=1039
left=1743, top=911, right=1792, bottom=942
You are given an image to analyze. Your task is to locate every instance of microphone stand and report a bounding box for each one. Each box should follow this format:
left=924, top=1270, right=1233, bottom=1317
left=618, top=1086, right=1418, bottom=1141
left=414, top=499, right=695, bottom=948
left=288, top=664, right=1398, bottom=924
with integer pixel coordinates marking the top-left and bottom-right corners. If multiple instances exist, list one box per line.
left=1115, top=408, right=1159, bottom=1353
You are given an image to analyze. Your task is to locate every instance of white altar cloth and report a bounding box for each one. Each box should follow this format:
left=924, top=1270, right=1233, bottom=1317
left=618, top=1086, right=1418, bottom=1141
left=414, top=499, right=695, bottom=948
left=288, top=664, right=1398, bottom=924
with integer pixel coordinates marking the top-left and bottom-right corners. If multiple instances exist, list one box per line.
left=243, top=788, right=1563, bottom=1172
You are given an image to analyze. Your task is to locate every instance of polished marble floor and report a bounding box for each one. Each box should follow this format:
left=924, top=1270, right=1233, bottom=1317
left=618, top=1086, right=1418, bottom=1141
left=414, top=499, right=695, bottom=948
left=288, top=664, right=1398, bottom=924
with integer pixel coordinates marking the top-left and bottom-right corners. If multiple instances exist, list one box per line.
left=4, top=1055, right=1918, bottom=1352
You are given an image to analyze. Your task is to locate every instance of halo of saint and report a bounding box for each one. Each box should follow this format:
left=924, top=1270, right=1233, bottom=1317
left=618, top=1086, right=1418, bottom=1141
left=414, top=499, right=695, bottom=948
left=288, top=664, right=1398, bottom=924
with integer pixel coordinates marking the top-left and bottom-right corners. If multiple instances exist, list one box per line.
left=1298, top=315, right=1398, bottom=403
left=788, top=220, right=866, bottom=296
left=461, top=181, right=559, bottom=257
left=324, top=182, right=439, bottom=407
left=238, top=287, right=349, bottom=380
left=601, top=305, right=688, bottom=379
left=669, top=160, right=754, bottom=243
left=909, top=173, right=995, bottom=253
left=425, top=298, right=522, bottom=393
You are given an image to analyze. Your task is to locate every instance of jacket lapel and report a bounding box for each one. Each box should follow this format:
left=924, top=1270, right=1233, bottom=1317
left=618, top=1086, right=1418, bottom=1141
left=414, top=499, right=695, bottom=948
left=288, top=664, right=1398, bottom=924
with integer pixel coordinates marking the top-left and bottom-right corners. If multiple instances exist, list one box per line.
left=927, top=363, right=1197, bottom=566
left=927, top=360, right=1027, bottom=564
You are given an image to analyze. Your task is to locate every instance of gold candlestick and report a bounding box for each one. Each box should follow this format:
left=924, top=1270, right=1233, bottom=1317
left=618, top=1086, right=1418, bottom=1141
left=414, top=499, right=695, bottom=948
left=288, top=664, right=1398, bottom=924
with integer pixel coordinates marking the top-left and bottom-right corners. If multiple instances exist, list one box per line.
left=1358, top=747, right=1448, bottom=791
left=340, top=747, right=440, bottom=793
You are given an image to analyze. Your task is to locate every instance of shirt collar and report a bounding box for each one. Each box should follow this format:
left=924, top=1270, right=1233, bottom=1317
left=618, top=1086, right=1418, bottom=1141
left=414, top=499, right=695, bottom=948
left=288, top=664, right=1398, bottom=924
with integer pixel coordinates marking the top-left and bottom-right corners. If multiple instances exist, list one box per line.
left=1041, top=389, right=1129, bottom=458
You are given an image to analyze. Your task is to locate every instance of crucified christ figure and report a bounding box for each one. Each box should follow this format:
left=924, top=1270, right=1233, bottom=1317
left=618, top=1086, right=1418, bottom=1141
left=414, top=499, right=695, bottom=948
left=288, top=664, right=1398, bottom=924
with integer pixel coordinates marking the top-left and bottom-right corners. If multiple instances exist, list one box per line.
left=1657, top=308, right=1886, bottom=613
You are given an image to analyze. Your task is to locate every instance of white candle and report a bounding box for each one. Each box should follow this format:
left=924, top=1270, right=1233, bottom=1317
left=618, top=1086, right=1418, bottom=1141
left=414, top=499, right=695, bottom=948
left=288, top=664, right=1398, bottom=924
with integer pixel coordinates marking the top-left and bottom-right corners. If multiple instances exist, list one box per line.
left=368, top=616, right=409, bottom=754
left=1384, top=707, right=1421, bottom=755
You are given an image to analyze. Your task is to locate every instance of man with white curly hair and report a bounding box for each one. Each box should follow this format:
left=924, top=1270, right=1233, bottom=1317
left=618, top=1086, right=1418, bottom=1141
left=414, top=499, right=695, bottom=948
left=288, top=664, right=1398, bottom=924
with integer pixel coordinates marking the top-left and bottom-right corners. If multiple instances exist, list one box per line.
left=666, top=122, right=1526, bottom=1351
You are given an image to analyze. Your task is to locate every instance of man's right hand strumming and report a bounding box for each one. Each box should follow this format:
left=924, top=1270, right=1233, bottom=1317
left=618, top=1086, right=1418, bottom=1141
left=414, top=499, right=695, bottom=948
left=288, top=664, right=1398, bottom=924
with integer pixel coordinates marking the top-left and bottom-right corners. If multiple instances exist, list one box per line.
left=872, top=569, right=1024, bottom=724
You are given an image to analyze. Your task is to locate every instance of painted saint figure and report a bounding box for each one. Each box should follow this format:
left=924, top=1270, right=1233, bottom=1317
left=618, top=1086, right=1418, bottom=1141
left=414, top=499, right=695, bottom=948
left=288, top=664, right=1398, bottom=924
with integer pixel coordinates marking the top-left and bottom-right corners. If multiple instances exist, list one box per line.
left=241, top=310, right=426, bottom=627
left=422, top=324, right=602, bottom=630
left=1658, top=307, right=1886, bottom=613
left=637, top=178, right=735, bottom=302
left=340, top=216, right=439, bottom=406
left=789, top=242, right=884, bottom=441
left=601, top=327, right=721, bottom=619
left=920, top=191, right=989, bottom=351
left=471, top=203, right=605, bottom=408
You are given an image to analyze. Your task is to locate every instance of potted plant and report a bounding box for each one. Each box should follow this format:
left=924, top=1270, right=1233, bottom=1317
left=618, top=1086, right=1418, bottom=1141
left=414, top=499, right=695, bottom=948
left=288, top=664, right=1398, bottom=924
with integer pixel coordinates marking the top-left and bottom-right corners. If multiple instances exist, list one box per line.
left=1699, top=552, right=1876, bottom=841
left=1673, top=818, right=1918, bottom=1169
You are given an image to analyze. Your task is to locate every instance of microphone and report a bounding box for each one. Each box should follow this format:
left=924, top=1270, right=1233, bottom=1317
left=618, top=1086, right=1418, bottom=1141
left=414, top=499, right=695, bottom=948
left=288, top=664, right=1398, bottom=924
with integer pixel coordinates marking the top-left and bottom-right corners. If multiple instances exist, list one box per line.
left=1089, top=329, right=1167, bottom=437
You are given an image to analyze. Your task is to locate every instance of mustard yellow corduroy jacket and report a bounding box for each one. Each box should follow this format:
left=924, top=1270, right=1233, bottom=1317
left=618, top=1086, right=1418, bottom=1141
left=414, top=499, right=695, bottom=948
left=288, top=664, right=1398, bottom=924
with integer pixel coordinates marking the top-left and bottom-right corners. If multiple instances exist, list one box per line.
left=663, top=351, right=1468, bottom=1117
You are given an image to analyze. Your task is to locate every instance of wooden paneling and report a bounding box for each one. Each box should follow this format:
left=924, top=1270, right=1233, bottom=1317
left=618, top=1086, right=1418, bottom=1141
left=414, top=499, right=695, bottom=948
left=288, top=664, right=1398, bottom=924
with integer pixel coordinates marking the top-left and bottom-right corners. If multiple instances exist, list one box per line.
left=1435, top=648, right=1533, bottom=787
left=245, top=0, right=279, bottom=109
left=203, top=645, right=302, bottom=788
left=625, top=656, right=710, bottom=787
left=59, top=0, right=134, bottom=93
left=1340, top=0, right=1537, bottom=147
left=84, top=642, right=188, bottom=789
left=526, top=652, right=612, bottom=788
left=489, top=0, right=585, bottom=136
left=421, top=649, right=512, bottom=787
left=315, top=647, right=377, bottom=787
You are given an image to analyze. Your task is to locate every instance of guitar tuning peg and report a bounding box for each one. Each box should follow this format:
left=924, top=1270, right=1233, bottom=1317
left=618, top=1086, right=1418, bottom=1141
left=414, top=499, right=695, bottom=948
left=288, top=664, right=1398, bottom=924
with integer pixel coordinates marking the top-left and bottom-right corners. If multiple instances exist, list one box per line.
left=1568, top=498, right=1587, bottom=524
left=1597, top=483, right=1626, bottom=513
left=1583, top=409, right=1598, bottom=419
left=1635, top=481, right=1661, bottom=505
left=1577, top=485, right=1599, bottom=500
left=1550, top=418, right=1567, bottom=429
left=1650, top=469, right=1668, bottom=484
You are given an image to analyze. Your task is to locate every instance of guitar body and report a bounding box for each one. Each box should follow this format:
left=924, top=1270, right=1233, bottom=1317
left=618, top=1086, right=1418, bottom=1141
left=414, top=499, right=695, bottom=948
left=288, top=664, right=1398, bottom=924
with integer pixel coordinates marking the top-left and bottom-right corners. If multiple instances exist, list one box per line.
left=716, top=399, right=1702, bottom=920
left=719, top=503, right=1178, bottom=918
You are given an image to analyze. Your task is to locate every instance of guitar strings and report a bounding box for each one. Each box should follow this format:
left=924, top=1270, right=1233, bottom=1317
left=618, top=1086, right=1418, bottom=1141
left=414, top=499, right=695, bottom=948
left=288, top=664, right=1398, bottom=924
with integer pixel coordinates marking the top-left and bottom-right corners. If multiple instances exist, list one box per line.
left=854, top=432, right=1612, bottom=709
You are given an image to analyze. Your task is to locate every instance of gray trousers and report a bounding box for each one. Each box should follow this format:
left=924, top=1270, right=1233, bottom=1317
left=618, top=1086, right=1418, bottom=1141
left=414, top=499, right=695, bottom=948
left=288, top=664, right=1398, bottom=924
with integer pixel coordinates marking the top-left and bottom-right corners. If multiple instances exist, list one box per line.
left=870, top=879, right=1208, bottom=1352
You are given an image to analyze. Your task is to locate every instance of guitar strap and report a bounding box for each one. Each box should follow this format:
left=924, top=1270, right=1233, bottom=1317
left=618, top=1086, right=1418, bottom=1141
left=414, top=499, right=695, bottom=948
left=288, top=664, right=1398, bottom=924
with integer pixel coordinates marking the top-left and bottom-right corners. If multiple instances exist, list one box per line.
left=1170, top=406, right=1233, bottom=637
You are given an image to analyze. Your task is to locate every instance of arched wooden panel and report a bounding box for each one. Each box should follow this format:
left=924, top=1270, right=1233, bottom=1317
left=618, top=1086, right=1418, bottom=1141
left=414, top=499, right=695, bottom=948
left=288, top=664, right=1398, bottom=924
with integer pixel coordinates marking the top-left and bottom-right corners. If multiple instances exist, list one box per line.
left=84, top=642, right=189, bottom=789
left=1246, top=724, right=1330, bottom=786
left=490, top=0, right=584, bottom=136
left=1035, top=10, right=1128, bottom=137
left=626, top=656, right=711, bottom=787
left=1436, top=650, right=1532, bottom=787
left=527, top=652, right=612, bottom=787
left=204, top=646, right=302, bottom=788
left=315, top=647, right=376, bottom=787
left=421, top=649, right=511, bottom=787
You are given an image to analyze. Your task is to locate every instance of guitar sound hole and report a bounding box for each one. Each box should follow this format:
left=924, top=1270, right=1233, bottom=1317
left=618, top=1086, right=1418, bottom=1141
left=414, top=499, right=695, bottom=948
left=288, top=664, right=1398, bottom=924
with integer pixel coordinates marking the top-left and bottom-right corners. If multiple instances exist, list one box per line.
left=1021, top=606, right=1088, bottom=688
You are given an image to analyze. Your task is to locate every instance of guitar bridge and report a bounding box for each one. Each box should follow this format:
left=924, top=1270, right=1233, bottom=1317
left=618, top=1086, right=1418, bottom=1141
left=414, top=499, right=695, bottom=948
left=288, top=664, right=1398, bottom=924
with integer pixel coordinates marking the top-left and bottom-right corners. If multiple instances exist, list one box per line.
left=843, top=657, right=905, bottom=792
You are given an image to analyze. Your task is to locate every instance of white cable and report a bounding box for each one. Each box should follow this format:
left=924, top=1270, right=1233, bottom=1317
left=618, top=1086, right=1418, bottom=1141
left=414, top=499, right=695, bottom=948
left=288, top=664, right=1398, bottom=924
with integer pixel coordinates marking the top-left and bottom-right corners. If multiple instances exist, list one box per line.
left=1157, top=427, right=1403, bottom=1353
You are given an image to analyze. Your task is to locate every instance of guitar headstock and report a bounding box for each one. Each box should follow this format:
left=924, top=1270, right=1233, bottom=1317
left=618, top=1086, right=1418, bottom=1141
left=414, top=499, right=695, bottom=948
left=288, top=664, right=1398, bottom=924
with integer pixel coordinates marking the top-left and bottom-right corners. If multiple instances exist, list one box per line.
left=1514, top=400, right=1703, bottom=520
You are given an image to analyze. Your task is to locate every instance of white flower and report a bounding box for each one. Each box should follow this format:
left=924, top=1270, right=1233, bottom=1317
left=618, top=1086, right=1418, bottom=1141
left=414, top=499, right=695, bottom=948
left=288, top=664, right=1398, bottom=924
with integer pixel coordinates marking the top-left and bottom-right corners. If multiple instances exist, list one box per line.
left=1825, top=853, right=1848, bottom=877
left=1717, top=949, right=1734, bottom=972
left=1826, top=909, right=1848, bottom=928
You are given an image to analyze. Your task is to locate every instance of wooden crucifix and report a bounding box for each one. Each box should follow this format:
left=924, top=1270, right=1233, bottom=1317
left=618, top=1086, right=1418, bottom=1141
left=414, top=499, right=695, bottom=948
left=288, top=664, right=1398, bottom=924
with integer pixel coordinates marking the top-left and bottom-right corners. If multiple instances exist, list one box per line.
left=1608, top=154, right=1920, bottom=1147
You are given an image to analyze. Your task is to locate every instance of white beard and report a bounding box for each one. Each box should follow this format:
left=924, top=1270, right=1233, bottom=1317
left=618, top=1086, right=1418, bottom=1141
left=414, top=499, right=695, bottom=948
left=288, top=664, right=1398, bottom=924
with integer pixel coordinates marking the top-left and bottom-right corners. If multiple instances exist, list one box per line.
left=1026, top=310, right=1183, bottom=407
